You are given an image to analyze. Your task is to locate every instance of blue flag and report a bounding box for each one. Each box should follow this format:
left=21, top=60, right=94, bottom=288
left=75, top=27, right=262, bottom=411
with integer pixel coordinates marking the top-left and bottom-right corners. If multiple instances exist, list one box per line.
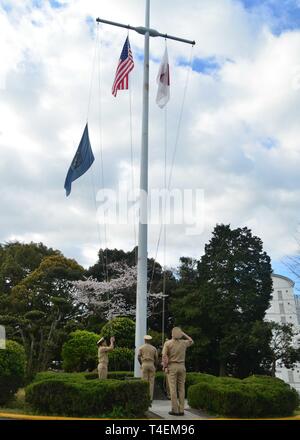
left=64, top=124, right=95, bottom=197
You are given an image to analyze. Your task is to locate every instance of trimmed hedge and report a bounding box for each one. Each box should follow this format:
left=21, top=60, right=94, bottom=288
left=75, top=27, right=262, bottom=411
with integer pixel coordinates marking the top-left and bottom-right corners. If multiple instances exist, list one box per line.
left=188, top=374, right=300, bottom=418
left=26, top=372, right=150, bottom=417
left=0, top=340, right=26, bottom=405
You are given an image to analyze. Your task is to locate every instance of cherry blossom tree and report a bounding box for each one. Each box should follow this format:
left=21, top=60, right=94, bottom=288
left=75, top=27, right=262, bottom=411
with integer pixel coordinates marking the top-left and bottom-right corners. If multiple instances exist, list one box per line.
left=72, top=262, right=165, bottom=321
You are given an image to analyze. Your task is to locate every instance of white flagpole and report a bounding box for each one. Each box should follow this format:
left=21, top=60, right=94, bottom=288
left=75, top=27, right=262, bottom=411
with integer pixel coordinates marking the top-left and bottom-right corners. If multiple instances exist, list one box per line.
left=134, top=0, right=150, bottom=378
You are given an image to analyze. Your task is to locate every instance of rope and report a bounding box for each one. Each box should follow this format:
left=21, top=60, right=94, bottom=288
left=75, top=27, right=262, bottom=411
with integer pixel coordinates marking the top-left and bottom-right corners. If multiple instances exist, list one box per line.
left=86, top=25, right=98, bottom=122
left=149, top=44, right=195, bottom=299
left=86, top=22, right=105, bottom=277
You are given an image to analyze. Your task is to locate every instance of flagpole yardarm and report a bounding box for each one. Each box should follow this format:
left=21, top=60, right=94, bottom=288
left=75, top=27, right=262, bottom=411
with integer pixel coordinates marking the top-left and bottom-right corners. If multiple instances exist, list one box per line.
left=95, top=18, right=195, bottom=46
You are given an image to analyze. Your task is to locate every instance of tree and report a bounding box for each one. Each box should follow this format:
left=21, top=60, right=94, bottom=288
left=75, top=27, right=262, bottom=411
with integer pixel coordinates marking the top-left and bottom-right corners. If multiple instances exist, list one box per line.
left=101, top=317, right=135, bottom=349
left=268, top=322, right=300, bottom=377
left=0, top=242, right=59, bottom=294
left=72, top=263, right=137, bottom=321
left=86, top=247, right=177, bottom=332
left=73, top=262, right=173, bottom=330
left=0, top=255, right=84, bottom=378
left=171, top=224, right=273, bottom=377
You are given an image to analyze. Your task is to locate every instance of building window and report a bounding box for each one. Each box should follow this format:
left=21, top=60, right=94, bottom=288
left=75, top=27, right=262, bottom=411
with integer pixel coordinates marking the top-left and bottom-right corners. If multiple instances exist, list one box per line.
left=279, top=303, right=285, bottom=314
left=281, top=316, right=286, bottom=324
left=278, top=291, right=283, bottom=300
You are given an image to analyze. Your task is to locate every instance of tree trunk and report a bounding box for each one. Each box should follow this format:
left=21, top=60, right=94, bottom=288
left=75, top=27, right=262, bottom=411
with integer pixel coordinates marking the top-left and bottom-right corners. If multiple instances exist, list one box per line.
left=219, top=360, right=226, bottom=377
left=271, top=359, right=276, bottom=377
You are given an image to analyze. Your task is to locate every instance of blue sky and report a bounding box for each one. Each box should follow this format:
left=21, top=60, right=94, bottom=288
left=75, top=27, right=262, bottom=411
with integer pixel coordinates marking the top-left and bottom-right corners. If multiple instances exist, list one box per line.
left=240, top=0, right=300, bottom=34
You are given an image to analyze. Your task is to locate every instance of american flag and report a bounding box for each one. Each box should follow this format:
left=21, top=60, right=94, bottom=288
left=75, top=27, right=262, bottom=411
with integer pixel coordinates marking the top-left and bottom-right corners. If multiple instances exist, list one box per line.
left=112, top=37, right=134, bottom=97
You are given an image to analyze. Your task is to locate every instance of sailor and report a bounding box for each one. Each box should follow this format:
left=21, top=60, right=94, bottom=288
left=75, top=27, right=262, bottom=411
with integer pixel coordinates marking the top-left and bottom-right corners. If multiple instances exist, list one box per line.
left=97, top=336, right=115, bottom=379
left=162, top=327, right=193, bottom=416
left=138, top=335, right=158, bottom=401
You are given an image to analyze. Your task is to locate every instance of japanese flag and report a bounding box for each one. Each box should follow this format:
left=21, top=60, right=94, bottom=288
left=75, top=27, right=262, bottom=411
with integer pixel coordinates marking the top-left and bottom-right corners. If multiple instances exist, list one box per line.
left=156, top=47, right=170, bottom=109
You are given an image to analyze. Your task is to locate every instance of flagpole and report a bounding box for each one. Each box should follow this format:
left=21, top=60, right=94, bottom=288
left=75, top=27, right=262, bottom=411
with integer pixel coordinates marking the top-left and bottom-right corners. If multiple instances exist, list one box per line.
left=134, top=0, right=150, bottom=378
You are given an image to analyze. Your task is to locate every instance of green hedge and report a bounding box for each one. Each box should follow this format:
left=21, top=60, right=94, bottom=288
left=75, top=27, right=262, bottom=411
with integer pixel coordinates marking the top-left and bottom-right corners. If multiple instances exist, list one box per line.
left=108, top=348, right=134, bottom=371
left=26, top=372, right=150, bottom=418
left=101, top=318, right=135, bottom=349
left=0, top=340, right=26, bottom=405
left=188, top=374, right=300, bottom=418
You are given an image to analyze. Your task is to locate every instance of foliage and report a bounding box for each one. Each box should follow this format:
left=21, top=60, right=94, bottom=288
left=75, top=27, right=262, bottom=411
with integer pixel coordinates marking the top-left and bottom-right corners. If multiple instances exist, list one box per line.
left=0, top=254, right=84, bottom=378
left=101, top=317, right=135, bottom=349
left=85, top=248, right=177, bottom=332
left=268, top=321, right=300, bottom=376
left=25, top=373, right=150, bottom=417
left=0, top=242, right=59, bottom=294
left=188, top=374, right=300, bottom=418
left=171, top=224, right=273, bottom=377
left=0, top=340, right=26, bottom=405
left=107, top=348, right=134, bottom=371
left=148, top=330, right=164, bottom=348
left=72, top=263, right=137, bottom=320
left=62, top=330, right=100, bottom=372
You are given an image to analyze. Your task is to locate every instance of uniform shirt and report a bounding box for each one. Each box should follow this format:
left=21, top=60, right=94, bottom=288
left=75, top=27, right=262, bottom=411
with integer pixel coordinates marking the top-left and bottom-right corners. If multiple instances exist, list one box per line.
left=138, top=343, right=158, bottom=365
left=162, top=339, right=193, bottom=367
left=98, top=346, right=113, bottom=365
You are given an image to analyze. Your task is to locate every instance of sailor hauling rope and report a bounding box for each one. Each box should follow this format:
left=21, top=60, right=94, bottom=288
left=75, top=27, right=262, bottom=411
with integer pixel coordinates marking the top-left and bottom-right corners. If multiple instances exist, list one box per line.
left=97, top=336, right=115, bottom=379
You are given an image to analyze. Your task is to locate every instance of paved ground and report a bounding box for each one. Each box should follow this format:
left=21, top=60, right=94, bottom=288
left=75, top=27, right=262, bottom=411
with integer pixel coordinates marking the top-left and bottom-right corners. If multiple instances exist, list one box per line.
left=148, top=399, right=212, bottom=420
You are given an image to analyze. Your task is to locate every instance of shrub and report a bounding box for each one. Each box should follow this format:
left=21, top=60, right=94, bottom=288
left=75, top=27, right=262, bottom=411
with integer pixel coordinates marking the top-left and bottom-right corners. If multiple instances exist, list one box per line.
left=61, top=330, right=100, bottom=372
left=0, top=340, right=26, bottom=405
left=101, top=318, right=135, bottom=348
left=188, top=374, right=300, bottom=418
left=148, top=330, right=164, bottom=348
left=108, top=347, right=134, bottom=371
left=25, top=373, right=150, bottom=417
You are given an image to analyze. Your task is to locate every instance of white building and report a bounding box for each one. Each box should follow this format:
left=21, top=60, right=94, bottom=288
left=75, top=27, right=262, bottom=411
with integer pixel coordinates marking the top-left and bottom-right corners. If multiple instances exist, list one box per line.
left=265, top=274, right=300, bottom=394
left=295, top=295, right=300, bottom=326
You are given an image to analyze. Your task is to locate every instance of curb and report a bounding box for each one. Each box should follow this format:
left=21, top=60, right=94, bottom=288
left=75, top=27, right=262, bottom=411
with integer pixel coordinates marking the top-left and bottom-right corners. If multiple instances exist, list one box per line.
left=0, top=412, right=111, bottom=421
left=0, top=411, right=300, bottom=421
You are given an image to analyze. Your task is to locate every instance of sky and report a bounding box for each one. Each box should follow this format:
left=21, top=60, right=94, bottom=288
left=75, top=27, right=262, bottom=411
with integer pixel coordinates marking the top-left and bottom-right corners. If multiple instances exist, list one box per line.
left=1, top=0, right=300, bottom=290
